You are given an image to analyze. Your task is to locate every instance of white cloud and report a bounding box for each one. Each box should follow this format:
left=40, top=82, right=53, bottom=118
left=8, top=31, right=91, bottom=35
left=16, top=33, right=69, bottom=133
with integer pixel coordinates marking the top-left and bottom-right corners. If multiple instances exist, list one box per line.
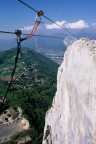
left=45, top=21, right=66, bottom=29
left=66, top=20, right=89, bottom=29
left=21, top=25, right=33, bottom=31
left=20, top=20, right=89, bottom=32
left=45, top=20, right=89, bottom=30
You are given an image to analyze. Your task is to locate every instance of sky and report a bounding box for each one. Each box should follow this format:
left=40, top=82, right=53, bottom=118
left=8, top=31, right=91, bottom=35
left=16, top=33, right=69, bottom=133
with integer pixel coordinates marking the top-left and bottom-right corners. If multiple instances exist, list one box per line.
left=0, top=0, right=96, bottom=31
left=0, top=0, right=96, bottom=50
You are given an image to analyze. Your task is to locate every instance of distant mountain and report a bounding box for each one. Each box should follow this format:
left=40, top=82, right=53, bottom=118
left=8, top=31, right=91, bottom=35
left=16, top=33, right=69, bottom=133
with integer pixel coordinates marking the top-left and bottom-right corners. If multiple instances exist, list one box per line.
left=1, top=27, right=95, bottom=65
left=0, top=47, right=58, bottom=144
left=0, top=36, right=65, bottom=64
left=1, top=28, right=96, bottom=52
left=0, top=38, right=16, bottom=51
left=0, top=47, right=58, bottom=77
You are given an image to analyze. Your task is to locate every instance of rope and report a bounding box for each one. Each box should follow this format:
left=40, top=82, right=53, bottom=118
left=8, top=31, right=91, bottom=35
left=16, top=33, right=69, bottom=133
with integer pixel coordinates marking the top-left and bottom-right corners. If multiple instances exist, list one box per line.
left=1, top=0, right=73, bottom=103
left=3, top=37, right=21, bottom=102
left=3, top=16, right=41, bottom=102
left=16, top=0, right=77, bottom=40
left=21, top=18, right=41, bottom=41
left=28, top=21, right=41, bottom=38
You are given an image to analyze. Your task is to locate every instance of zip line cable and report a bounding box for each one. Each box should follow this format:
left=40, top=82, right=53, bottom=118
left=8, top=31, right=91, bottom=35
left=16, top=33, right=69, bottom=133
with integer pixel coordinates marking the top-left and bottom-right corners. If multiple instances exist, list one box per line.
left=17, top=0, right=38, bottom=13
left=0, top=31, right=15, bottom=35
left=2, top=14, right=42, bottom=102
left=16, top=0, right=77, bottom=39
left=1, top=0, right=75, bottom=103
left=2, top=11, right=57, bottom=102
left=3, top=12, right=40, bottom=101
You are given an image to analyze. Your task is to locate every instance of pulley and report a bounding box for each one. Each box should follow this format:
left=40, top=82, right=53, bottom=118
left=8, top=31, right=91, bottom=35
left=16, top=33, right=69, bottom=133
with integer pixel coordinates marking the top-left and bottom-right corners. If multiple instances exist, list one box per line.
left=15, top=30, right=22, bottom=37
left=15, top=30, right=22, bottom=42
left=37, top=10, right=44, bottom=17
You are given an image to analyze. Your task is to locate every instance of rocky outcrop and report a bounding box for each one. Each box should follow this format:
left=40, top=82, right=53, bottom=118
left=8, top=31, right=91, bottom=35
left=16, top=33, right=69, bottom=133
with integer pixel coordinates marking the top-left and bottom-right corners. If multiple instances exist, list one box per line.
left=0, top=107, right=29, bottom=143
left=42, top=38, right=96, bottom=144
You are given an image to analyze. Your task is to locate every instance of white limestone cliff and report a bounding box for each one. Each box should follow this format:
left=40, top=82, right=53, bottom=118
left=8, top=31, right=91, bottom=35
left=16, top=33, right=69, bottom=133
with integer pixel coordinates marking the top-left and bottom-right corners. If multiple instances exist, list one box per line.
left=42, top=38, right=96, bottom=144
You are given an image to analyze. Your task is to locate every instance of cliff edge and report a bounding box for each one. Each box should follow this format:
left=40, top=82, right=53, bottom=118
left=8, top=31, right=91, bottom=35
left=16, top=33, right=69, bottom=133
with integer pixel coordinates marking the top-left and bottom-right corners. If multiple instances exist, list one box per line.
left=42, top=38, right=96, bottom=144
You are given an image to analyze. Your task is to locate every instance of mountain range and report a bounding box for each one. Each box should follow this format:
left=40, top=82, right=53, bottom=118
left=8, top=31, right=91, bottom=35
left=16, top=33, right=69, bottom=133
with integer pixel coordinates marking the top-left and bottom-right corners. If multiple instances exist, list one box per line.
left=0, top=27, right=96, bottom=64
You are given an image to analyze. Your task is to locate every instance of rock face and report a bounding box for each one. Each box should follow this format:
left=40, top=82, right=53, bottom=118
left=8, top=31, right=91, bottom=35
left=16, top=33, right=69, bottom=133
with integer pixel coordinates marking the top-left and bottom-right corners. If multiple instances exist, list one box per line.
left=0, top=107, right=29, bottom=143
left=42, top=38, right=96, bottom=144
